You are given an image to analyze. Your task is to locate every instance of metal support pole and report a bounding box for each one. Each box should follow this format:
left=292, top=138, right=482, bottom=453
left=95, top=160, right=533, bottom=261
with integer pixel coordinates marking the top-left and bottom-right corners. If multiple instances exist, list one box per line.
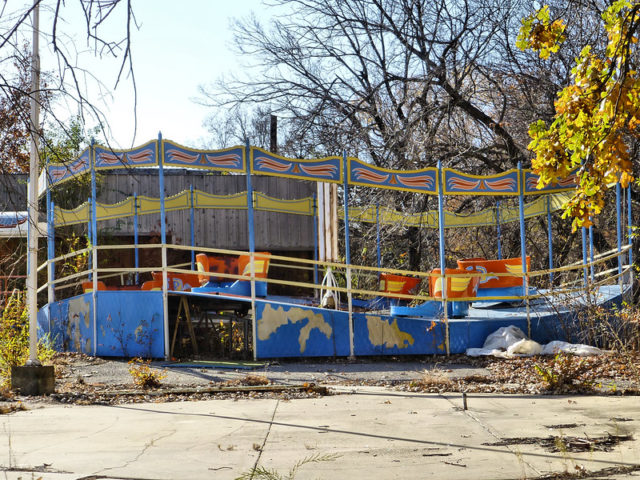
left=436, top=161, right=449, bottom=354
left=628, top=186, right=633, bottom=270
left=546, top=195, right=554, bottom=285
left=159, top=132, right=169, bottom=359
left=343, top=151, right=354, bottom=358
left=46, top=172, right=55, bottom=305
left=87, top=197, right=92, bottom=278
left=190, top=185, right=195, bottom=271
left=517, top=163, right=530, bottom=337
left=496, top=200, right=502, bottom=260
left=246, top=140, right=258, bottom=360
left=616, top=182, right=623, bottom=275
left=581, top=226, right=589, bottom=290
left=312, top=193, right=319, bottom=287
left=588, top=223, right=595, bottom=282
left=134, top=192, right=139, bottom=285
left=90, top=143, right=98, bottom=356
left=376, top=203, right=382, bottom=273
left=616, top=182, right=623, bottom=293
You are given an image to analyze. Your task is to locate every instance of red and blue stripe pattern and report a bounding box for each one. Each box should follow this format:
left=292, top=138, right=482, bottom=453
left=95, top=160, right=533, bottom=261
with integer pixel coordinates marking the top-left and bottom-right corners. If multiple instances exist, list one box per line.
left=349, top=158, right=437, bottom=193
left=524, top=169, right=578, bottom=194
left=48, top=148, right=91, bottom=187
left=95, top=141, right=157, bottom=170
left=251, top=148, right=341, bottom=183
left=164, top=142, right=245, bottom=172
left=444, top=169, right=519, bottom=195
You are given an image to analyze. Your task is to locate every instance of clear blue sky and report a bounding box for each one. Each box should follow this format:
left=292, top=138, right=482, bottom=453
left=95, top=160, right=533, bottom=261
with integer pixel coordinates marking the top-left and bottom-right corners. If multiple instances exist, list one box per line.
left=35, top=0, right=270, bottom=148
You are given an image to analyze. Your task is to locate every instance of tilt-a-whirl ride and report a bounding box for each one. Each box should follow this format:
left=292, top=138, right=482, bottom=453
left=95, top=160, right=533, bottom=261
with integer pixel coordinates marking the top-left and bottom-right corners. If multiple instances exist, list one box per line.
left=36, top=136, right=634, bottom=360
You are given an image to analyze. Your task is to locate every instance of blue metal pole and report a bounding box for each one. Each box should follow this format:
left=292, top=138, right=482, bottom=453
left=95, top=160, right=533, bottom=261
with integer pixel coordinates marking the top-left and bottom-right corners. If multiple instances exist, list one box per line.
left=616, top=182, right=623, bottom=278
left=517, top=162, right=527, bottom=297
left=588, top=222, right=595, bottom=282
left=90, top=141, right=98, bottom=355
left=159, top=133, right=167, bottom=253
left=437, top=162, right=446, bottom=275
left=312, top=193, right=318, bottom=286
left=158, top=132, right=170, bottom=359
left=496, top=200, right=502, bottom=260
left=546, top=195, right=554, bottom=285
left=436, top=161, right=449, bottom=354
left=91, top=158, right=97, bottom=243
left=517, top=163, right=531, bottom=337
left=246, top=140, right=257, bottom=361
left=343, top=150, right=354, bottom=358
left=376, top=203, right=382, bottom=272
left=134, top=192, right=139, bottom=285
left=628, top=185, right=633, bottom=268
left=581, top=225, right=589, bottom=290
left=47, top=200, right=54, bottom=301
left=46, top=167, right=55, bottom=304
left=90, top=141, right=98, bottom=275
left=190, top=185, right=195, bottom=271
left=342, top=151, right=351, bottom=267
left=87, top=196, right=92, bottom=278
left=246, top=140, right=256, bottom=255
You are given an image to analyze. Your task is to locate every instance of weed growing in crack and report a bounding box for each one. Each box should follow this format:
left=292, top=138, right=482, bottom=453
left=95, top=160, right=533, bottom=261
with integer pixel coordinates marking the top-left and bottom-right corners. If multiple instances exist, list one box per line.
left=235, top=453, right=341, bottom=480
left=533, top=352, right=594, bottom=392
left=127, top=358, right=165, bottom=389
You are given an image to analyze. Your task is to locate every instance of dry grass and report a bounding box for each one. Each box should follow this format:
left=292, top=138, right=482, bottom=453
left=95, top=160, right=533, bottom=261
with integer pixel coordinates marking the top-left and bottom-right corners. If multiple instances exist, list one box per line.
left=409, top=366, right=454, bottom=392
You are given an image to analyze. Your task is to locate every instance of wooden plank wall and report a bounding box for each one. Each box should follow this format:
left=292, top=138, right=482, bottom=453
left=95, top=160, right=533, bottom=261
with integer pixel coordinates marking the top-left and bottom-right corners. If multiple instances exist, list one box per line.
left=98, top=169, right=315, bottom=251
left=0, top=174, right=27, bottom=212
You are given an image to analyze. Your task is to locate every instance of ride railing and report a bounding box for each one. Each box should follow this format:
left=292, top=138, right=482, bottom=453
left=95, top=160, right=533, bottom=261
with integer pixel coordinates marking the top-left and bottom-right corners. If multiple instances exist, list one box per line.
left=38, top=242, right=634, bottom=309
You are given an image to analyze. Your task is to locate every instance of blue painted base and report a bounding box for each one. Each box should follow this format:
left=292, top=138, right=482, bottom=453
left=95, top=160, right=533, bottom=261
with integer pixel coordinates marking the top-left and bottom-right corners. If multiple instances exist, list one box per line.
left=38, top=283, right=630, bottom=360
left=38, top=291, right=164, bottom=358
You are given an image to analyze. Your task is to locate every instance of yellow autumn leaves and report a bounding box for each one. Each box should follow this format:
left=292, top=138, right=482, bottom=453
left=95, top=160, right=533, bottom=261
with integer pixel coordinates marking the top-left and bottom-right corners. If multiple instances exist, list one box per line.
left=519, top=2, right=638, bottom=229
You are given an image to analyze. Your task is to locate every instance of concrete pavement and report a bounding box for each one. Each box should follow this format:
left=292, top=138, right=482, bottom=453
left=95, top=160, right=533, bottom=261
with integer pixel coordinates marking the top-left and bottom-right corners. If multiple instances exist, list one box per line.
left=1, top=388, right=639, bottom=479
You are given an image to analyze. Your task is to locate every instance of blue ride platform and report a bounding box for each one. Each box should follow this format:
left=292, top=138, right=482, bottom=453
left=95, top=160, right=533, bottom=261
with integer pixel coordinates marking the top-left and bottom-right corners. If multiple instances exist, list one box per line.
left=37, top=283, right=631, bottom=359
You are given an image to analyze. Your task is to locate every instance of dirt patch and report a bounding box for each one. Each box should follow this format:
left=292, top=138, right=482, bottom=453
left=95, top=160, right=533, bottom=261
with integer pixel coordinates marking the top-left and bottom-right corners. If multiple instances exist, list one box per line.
left=544, top=423, right=586, bottom=429
left=484, top=433, right=634, bottom=452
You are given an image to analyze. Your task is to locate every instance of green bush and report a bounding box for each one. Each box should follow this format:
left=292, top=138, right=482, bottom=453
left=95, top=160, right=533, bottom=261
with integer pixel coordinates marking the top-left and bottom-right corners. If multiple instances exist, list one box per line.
left=0, top=291, right=55, bottom=388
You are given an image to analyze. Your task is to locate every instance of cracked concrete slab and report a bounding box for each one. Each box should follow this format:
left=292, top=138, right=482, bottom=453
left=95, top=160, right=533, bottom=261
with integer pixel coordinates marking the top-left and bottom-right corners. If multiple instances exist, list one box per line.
left=1, top=390, right=639, bottom=479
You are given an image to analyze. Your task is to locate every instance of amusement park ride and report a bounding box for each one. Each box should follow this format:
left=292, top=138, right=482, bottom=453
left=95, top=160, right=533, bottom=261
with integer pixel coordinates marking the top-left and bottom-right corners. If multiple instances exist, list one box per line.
left=35, top=136, right=635, bottom=360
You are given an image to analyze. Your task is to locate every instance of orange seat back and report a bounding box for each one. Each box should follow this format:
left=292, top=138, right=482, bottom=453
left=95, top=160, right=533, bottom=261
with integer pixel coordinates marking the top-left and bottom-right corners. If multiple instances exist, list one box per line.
left=141, top=280, right=162, bottom=291
left=196, top=253, right=210, bottom=285
left=379, top=274, right=421, bottom=298
left=238, top=252, right=271, bottom=279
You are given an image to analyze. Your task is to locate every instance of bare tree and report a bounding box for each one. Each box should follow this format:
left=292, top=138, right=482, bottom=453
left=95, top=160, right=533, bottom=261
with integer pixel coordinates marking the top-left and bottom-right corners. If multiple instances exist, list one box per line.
left=0, top=0, right=137, bottom=161
left=198, top=0, right=626, bottom=272
left=0, top=1, right=137, bottom=280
